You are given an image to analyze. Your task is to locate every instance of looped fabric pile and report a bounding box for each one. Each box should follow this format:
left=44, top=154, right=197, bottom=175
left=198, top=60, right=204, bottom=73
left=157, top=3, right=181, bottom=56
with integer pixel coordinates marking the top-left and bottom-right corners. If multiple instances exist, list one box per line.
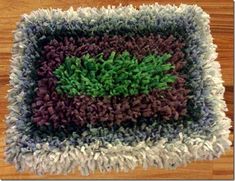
left=5, top=4, right=231, bottom=176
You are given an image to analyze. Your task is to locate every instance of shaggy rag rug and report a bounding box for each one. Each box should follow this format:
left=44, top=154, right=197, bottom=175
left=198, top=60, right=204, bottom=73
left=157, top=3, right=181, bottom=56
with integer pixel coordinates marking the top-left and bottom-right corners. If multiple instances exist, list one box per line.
left=5, top=4, right=231, bottom=176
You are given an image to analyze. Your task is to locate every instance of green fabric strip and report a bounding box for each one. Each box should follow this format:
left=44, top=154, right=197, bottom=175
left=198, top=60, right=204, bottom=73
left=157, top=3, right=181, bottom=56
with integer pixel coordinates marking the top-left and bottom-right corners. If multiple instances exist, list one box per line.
left=54, top=51, right=176, bottom=97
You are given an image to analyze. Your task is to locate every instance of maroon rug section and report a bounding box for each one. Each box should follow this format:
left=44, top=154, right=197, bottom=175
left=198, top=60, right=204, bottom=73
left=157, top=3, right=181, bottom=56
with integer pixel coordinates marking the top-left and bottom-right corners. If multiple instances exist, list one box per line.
left=32, top=34, right=189, bottom=127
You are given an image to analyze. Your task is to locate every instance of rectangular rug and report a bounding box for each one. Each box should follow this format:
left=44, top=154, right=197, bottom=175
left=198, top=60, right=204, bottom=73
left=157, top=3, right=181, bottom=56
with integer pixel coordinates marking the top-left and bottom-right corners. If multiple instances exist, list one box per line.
left=5, top=4, right=231, bottom=176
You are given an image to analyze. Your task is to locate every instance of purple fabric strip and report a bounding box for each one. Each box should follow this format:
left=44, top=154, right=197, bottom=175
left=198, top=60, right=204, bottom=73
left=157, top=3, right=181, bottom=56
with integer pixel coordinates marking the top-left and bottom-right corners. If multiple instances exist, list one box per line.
left=32, top=34, right=189, bottom=127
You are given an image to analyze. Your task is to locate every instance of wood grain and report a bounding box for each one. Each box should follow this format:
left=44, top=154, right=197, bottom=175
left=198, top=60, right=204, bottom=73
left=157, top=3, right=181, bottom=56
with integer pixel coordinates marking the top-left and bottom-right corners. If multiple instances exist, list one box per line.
left=0, top=0, right=233, bottom=179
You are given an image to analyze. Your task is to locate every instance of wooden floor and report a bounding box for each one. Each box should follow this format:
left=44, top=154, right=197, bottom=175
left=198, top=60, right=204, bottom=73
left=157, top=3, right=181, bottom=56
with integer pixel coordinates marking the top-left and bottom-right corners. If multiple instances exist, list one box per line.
left=0, top=0, right=233, bottom=179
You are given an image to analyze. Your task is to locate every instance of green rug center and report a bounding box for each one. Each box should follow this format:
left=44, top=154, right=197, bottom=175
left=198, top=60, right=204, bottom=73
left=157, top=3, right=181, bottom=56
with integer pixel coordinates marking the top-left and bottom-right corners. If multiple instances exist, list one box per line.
left=53, top=51, right=176, bottom=97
